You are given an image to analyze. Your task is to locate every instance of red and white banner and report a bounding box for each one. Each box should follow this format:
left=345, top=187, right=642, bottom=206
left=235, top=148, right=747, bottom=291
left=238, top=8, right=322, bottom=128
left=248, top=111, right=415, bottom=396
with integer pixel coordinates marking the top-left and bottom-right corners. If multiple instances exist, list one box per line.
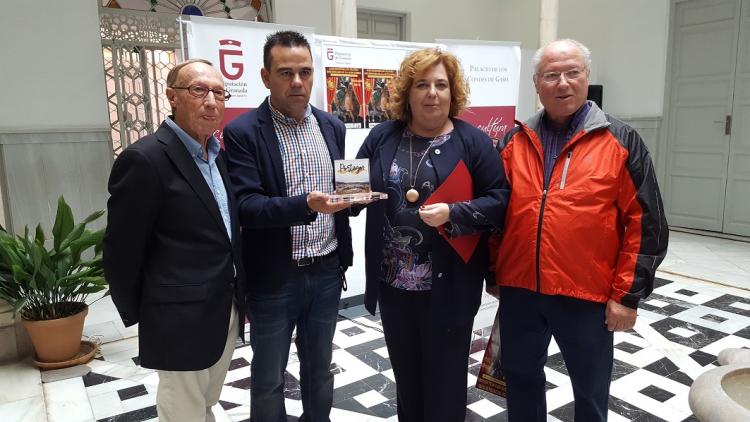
left=314, top=36, right=435, bottom=130
left=439, top=39, right=521, bottom=146
left=184, top=17, right=521, bottom=145
left=185, top=16, right=314, bottom=135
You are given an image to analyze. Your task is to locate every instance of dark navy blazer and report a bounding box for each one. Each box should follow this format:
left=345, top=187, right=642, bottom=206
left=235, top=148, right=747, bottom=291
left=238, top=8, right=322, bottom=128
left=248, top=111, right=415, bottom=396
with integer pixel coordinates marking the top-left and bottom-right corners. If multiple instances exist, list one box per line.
left=356, top=118, right=509, bottom=326
left=104, top=122, right=245, bottom=371
left=223, top=99, right=353, bottom=292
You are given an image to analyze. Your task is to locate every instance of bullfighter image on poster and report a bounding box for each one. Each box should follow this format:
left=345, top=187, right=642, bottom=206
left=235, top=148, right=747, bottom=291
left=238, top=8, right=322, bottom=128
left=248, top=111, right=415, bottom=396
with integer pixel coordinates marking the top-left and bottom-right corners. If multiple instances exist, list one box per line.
left=326, top=67, right=365, bottom=129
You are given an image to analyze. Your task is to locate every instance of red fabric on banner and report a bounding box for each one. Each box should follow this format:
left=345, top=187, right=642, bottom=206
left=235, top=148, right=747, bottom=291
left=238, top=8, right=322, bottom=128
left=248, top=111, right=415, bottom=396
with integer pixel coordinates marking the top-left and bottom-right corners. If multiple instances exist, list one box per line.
left=458, top=106, right=516, bottom=148
left=352, top=78, right=364, bottom=120
left=216, top=107, right=252, bottom=148
left=423, top=160, right=480, bottom=264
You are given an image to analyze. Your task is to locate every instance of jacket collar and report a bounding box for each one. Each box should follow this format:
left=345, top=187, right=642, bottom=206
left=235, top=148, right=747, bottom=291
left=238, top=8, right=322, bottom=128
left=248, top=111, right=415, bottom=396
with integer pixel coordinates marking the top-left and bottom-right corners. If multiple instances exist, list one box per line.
left=524, top=100, right=609, bottom=135
left=156, top=122, right=232, bottom=244
left=255, top=98, right=339, bottom=191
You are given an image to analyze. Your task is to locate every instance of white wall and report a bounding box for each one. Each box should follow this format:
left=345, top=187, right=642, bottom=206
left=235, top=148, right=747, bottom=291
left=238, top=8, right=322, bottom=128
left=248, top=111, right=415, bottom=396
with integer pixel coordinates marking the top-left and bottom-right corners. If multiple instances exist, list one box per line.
left=340, top=0, right=671, bottom=120
left=558, top=0, right=670, bottom=117
left=0, top=0, right=109, bottom=131
left=273, top=0, right=540, bottom=47
left=274, top=0, right=334, bottom=34
left=0, top=0, right=111, bottom=235
left=357, top=0, right=540, bottom=46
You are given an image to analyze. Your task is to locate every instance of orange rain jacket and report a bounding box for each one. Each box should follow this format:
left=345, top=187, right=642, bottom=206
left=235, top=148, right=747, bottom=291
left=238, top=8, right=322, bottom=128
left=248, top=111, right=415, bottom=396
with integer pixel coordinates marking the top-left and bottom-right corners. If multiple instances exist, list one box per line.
left=493, top=102, right=669, bottom=308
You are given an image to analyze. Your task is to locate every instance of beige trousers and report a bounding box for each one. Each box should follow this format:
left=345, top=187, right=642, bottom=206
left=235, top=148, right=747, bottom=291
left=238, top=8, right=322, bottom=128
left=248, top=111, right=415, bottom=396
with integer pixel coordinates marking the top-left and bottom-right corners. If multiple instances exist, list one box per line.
left=156, top=305, right=239, bottom=422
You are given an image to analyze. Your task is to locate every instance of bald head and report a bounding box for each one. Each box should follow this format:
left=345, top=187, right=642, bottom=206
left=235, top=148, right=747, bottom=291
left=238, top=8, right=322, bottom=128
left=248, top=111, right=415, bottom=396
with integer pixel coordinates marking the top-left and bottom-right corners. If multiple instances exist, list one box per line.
left=532, top=39, right=591, bottom=76
left=532, top=39, right=591, bottom=128
left=166, top=60, right=226, bottom=144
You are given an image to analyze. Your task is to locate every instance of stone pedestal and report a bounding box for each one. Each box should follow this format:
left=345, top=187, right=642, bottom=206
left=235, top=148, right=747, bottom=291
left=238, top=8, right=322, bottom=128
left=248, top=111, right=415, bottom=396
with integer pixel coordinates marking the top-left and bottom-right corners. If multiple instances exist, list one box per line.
left=0, top=300, right=32, bottom=363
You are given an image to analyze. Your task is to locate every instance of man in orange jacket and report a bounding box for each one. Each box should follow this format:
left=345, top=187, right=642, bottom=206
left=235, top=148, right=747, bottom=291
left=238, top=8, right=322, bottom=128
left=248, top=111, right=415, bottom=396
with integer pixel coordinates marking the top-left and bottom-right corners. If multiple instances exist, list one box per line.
left=493, top=39, right=669, bottom=421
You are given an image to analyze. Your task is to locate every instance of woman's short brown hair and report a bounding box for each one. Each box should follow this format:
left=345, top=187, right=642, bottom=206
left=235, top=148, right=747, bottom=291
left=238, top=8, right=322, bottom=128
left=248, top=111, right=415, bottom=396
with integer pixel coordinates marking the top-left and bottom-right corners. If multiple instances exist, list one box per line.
left=389, top=48, right=470, bottom=123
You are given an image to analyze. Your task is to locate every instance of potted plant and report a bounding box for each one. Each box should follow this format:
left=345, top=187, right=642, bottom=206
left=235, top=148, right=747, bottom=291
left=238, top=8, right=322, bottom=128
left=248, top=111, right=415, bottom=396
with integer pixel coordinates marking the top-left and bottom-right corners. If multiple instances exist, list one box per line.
left=0, top=196, right=107, bottom=364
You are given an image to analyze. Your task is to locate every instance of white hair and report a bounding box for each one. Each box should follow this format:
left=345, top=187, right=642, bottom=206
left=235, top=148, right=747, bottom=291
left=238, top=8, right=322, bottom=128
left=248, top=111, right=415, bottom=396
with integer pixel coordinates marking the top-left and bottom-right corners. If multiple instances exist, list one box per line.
left=532, top=39, right=592, bottom=75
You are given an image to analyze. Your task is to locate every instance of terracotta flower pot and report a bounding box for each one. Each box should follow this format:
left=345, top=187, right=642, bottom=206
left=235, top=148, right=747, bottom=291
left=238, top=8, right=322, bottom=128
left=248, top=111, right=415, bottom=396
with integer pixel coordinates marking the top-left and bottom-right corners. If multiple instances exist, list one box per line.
left=22, top=304, right=88, bottom=363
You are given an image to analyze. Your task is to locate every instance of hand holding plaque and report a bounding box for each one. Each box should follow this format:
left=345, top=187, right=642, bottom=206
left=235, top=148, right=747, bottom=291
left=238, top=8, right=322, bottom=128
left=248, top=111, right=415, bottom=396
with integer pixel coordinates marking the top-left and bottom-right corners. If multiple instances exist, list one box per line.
left=329, top=159, right=388, bottom=203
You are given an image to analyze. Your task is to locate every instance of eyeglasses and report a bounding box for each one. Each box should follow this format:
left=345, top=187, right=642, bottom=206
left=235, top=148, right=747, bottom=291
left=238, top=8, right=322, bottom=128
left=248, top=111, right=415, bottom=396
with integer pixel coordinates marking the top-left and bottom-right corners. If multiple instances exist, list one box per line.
left=538, top=68, right=586, bottom=84
left=170, top=85, right=232, bottom=101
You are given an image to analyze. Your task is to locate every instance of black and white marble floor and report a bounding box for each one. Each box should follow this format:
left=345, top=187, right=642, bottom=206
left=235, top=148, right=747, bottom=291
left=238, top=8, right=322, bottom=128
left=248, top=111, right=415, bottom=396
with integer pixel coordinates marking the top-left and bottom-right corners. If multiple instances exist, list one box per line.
left=26, top=272, right=750, bottom=422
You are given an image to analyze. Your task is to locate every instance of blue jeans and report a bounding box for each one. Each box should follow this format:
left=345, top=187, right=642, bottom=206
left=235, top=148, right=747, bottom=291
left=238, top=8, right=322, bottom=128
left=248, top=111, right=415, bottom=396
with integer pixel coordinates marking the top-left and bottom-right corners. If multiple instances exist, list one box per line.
left=248, top=254, right=343, bottom=422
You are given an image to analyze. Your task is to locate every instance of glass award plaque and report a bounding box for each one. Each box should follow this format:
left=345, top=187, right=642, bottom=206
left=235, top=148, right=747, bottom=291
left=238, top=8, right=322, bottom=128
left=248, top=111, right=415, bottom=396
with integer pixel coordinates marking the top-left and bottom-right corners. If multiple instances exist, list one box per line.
left=329, top=159, right=388, bottom=203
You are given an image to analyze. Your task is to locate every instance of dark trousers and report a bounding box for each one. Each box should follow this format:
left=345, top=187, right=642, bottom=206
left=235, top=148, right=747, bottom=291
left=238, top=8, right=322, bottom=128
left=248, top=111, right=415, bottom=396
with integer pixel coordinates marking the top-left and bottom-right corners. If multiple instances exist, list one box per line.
left=248, top=254, right=343, bottom=422
left=499, top=287, right=614, bottom=422
left=379, top=283, right=474, bottom=422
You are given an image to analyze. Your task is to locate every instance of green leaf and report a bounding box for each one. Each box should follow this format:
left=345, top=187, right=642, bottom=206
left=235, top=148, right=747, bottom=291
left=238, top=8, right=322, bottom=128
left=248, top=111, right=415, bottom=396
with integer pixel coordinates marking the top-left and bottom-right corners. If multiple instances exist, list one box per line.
left=34, top=224, right=45, bottom=245
left=58, top=224, right=85, bottom=253
left=52, top=196, right=74, bottom=251
left=0, top=195, right=106, bottom=319
left=12, top=298, right=27, bottom=315
left=69, top=230, right=104, bottom=265
left=11, top=264, right=32, bottom=285
left=81, top=210, right=105, bottom=225
left=75, top=286, right=107, bottom=294
left=28, top=241, right=44, bottom=289
left=57, top=267, right=96, bottom=285
left=76, top=276, right=106, bottom=285
left=38, top=266, right=57, bottom=288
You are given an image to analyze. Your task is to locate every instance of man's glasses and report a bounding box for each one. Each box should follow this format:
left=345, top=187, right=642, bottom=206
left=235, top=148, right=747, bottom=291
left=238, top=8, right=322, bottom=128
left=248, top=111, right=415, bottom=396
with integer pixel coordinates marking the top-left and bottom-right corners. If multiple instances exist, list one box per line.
left=171, top=85, right=232, bottom=101
left=539, top=68, right=586, bottom=84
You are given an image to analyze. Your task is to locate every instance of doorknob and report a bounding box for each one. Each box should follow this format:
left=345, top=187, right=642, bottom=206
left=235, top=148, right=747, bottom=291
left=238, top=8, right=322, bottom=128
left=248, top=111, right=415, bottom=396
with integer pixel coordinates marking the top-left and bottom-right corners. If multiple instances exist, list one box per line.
left=714, top=116, right=732, bottom=135
left=725, top=115, right=732, bottom=136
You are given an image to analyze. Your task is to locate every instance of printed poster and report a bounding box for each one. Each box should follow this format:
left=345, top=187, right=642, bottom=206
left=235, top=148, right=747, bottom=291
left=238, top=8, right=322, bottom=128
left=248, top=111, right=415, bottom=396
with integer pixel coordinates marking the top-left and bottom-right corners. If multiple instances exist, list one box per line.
left=326, top=67, right=365, bottom=129
left=364, top=69, right=397, bottom=128
left=476, top=308, right=507, bottom=397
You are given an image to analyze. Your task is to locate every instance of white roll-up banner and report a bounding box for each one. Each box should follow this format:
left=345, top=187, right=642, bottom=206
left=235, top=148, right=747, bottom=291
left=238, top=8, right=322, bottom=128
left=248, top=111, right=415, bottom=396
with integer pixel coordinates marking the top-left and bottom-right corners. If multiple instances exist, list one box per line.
left=186, top=16, right=521, bottom=143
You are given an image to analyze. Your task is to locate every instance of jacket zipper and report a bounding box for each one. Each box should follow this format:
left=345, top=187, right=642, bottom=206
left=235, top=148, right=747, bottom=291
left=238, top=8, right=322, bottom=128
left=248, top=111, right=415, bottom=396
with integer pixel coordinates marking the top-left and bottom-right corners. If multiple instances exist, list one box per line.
left=559, top=151, right=573, bottom=189
left=535, top=145, right=574, bottom=292
left=535, top=188, right=548, bottom=292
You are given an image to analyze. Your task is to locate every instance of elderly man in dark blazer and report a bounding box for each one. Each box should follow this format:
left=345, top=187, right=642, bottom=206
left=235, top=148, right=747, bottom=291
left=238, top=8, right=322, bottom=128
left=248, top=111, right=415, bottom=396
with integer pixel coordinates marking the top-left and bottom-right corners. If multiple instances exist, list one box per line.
left=223, top=31, right=353, bottom=422
left=104, top=59, right=245, bottom=422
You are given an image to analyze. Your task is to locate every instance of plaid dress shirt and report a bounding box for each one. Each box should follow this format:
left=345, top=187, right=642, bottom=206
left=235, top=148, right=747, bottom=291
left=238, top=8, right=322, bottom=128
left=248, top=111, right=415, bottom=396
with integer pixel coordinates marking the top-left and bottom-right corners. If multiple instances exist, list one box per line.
left=269, top=98, right=338, bottom=260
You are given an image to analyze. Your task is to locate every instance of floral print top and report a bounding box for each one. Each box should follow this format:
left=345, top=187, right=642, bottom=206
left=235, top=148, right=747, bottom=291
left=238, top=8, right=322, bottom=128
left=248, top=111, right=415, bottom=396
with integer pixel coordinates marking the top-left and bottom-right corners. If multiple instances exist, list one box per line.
left=382, top=128, right=452, bottom=291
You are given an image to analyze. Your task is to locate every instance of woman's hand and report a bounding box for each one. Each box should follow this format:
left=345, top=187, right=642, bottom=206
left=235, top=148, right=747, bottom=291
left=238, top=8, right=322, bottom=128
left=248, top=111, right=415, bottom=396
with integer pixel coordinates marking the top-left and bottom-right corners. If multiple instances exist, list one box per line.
left=418, top=203, right=450, bottom=227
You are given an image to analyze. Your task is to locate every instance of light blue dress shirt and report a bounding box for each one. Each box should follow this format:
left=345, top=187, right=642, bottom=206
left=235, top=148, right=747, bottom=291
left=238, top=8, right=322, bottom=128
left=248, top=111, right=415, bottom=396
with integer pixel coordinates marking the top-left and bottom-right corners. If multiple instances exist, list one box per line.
left=165, top=117, right=232, bottom=241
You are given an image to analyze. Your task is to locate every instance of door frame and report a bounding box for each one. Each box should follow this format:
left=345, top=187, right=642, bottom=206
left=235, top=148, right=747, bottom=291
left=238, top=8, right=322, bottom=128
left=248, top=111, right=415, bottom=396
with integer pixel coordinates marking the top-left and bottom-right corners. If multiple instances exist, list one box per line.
left=659, top=0, right=743, bottom=234
left=356, top=7, right=411, bottom=41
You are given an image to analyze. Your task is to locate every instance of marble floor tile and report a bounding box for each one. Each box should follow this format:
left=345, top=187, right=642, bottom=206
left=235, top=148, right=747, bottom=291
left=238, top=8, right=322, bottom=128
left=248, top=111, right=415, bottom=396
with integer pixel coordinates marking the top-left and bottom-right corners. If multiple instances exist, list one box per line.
left=353, top=390, right=388, bottom=408
left=671, top=305, right=750, bottom=334
left=43, top=377, right=94, bottom=422
left=466, top=398, right=504, bottom=418
left=83, top=321, right=123, bottom=344
left=89, top=391, right=125, bottom=420
left=0, top=359, right=43, bottom=403
left=0, top=395, right=46, bottom=422
left=99, top=337, right=139, bottom=358
left=18, top=230, right=750, bottom=422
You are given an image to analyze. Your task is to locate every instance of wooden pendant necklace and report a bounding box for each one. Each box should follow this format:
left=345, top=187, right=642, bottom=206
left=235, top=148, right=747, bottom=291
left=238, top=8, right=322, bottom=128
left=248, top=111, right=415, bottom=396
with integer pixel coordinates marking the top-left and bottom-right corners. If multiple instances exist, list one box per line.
left=406, top=135, right=435, bottom=203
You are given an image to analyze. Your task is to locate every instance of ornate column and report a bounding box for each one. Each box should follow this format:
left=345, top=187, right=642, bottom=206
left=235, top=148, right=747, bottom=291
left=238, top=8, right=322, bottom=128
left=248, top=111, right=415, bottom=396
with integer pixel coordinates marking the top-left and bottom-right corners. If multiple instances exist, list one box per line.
left=332, top=0, right=358, bottom=38
left=539, top=0, right=559, bottom=48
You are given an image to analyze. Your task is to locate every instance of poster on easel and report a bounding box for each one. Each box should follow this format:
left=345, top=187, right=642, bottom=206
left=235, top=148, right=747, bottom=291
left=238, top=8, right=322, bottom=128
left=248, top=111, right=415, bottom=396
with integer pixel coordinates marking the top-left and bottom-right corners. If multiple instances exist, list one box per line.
left=317, top=36, right=435, bottom=131
left=476, top=308, right=507, bottom=397
left=326, top=67, right=365, bottom=129
left=364, top=69, right=397, bottom=128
